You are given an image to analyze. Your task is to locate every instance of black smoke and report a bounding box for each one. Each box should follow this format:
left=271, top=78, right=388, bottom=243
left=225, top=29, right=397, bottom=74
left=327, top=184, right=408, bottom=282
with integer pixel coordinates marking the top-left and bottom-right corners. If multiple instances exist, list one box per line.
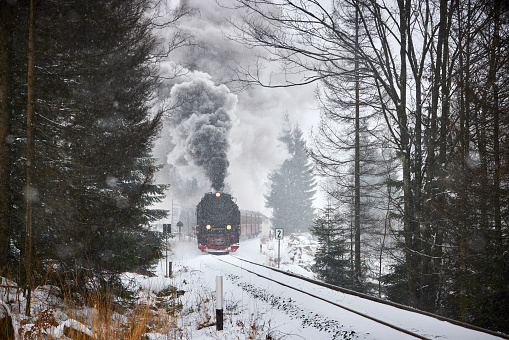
left=168, top=76, right=236, bottom=192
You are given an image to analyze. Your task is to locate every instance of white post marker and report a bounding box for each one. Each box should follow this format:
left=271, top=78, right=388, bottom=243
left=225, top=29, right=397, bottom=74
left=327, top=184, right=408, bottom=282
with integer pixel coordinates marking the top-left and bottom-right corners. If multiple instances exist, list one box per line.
left=216, top=275, right=223, bottom=331
left=275, top=228, right=283, bottom=268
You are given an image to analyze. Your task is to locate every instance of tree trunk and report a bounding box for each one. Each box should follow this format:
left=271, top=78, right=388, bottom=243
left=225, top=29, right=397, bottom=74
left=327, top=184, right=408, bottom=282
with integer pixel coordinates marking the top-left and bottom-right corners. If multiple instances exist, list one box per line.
left=432, top=0, right=451, bottom=313
left=397, top=0, right=419, bottom=308
left=488, top=0, right=501, bottom=252
left=354, top=3, right=362, bottom=285
left=25, top=0, right=36, bottom=317
left=458, top=0, right=473, bottom=321
left=0, top=0, right=13, bottom=274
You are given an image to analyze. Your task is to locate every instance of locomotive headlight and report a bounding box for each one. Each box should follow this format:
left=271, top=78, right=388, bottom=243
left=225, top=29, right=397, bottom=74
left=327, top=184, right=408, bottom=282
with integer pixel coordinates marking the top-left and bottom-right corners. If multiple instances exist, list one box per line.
left=206, top=225, right=211, bottom=230
left=216, top=192, right=221, bottom=197
left=227, top=225, right=231, bottom=230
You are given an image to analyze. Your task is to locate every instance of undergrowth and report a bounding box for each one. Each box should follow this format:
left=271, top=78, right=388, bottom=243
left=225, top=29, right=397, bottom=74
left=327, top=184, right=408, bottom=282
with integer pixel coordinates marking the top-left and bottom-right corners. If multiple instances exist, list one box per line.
left=4, top=264, right=287, bottom=340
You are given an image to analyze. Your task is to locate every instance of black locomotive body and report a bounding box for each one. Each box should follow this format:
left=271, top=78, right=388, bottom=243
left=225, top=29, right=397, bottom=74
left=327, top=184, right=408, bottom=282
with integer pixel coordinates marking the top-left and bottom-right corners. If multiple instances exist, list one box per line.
left=196, top=192, right=241, bottom=253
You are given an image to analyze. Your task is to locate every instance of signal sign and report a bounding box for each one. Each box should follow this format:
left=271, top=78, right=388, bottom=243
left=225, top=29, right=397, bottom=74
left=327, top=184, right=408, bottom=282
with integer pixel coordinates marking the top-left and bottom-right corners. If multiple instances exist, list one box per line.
left=275, top=228, right=283, bottom=240
left=163, top=224, right=171, bottom=234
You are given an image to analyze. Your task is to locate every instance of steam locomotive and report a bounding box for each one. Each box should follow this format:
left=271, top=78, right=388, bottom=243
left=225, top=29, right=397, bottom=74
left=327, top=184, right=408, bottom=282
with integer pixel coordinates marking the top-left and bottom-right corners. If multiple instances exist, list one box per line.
left=196, top=192, right=241, bottom=253
left=195, top=192, right=262, bottom=253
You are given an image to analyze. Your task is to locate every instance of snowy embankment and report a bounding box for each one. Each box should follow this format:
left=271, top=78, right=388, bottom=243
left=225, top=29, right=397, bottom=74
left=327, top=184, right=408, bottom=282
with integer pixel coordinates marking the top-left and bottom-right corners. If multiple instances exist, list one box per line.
left=2, top=235, right=508, bottom=339
left=127, top=236, right=507, bottom=340
left=0, top=234, right=317, bottom=340
left=126, top=235, right=325, bottom=339
left=148, top=237, right=507, bottom=340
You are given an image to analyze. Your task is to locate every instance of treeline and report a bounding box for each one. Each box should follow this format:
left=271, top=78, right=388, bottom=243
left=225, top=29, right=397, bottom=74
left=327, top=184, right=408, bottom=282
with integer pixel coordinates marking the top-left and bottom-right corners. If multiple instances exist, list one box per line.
left=233, top=0, right=509, bottom=333
left=0, top=0, right=173, bottom=300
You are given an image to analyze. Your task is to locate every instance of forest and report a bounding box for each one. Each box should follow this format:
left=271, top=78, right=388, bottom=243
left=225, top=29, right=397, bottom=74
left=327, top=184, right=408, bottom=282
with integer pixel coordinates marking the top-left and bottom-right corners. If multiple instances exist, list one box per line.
left=0, top=0, right=192, bottom=313
left=231, top=0, right=509, bottom=333
left=0, top=0, right=508, bottom=335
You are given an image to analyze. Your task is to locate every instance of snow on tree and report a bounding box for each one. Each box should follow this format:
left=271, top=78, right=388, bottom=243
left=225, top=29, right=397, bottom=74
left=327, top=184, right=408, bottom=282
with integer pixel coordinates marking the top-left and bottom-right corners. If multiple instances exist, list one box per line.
left=265, top=117, right=316, bottom=233
left=311, top=204, right=353, bottom=288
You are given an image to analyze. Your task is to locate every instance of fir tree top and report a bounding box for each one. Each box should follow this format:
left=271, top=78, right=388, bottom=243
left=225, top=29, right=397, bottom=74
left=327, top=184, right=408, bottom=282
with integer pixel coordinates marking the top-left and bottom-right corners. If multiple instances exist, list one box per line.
left=265, top=117, right=316, bottom=233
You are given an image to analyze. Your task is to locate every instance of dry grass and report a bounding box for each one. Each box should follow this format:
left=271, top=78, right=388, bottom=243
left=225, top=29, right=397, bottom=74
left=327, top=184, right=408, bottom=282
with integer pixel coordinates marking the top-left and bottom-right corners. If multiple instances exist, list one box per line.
left=14, top=284, right=284, bottom=340
left=10, top=262, right=285, bottom=340
left=16, top=283, right=182, bottom=340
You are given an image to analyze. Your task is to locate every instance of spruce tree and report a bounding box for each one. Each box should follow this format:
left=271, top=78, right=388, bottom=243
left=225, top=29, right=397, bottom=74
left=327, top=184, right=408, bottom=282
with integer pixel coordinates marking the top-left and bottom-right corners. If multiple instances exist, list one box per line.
left=311, top=205, right=352, bottom=287
left=0, top=0, right=181, bottom=290
left=265, top=119, right=315, bottom=234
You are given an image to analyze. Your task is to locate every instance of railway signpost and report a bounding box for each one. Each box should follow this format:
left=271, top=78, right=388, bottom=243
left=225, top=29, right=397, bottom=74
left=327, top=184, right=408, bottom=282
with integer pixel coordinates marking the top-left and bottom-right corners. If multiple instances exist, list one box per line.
left=216, top=276, right=223, bottom=331
left=275, top=228, right=283, bottom=268
left=275, top=228, right=283, bottom=240
left=163, top=223, right=171, bottom=277
left=177, top=221, right=183, bottom=241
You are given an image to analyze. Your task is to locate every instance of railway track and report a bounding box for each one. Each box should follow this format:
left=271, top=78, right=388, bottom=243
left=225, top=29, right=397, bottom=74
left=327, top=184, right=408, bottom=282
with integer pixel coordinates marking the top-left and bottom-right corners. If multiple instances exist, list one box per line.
left=212, top=254, right=509, bottom=340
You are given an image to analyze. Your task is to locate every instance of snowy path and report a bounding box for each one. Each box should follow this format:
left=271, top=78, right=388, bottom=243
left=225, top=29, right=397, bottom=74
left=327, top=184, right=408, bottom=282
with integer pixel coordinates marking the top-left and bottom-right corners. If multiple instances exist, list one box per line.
left=206, top=255, right=416, bottom=339
left=158, top=238, right=351, bottom=339
left=141, top=238, right=508, bottom=340
left=213, top=255, right=507, bottom=340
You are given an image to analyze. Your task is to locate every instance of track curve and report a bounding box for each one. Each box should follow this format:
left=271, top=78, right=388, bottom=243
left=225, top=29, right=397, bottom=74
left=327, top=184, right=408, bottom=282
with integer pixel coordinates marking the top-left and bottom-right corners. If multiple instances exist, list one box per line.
left=211, top=254, right=508, bottom=340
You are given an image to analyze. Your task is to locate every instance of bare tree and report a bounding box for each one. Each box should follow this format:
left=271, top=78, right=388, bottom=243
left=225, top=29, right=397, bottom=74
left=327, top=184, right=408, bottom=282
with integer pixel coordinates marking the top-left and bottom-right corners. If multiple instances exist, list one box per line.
left=229, top=0, right=509, bottom=330
left=229, top=0, right=424, bottom=305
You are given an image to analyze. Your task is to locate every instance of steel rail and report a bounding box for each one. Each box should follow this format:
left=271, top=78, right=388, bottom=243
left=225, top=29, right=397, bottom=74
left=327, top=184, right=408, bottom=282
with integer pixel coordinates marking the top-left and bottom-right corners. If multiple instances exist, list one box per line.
left=213, top=255, right=430, bottom=340
left=231, top=255, right=509, bottom=340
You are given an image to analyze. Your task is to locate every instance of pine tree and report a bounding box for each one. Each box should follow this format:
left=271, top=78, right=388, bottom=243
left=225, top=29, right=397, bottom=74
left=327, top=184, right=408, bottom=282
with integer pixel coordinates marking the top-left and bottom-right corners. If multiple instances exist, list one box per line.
left=311, top=204, right=353, bottom=287
left=265, top=119, right=316, bottom=234
left=0, top=0, right=185, bottom=291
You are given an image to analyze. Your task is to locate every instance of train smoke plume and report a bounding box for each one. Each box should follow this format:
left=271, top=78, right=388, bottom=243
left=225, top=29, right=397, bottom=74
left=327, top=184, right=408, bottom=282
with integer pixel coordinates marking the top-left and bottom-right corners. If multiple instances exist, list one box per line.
left=168, top=77, right=237, bottom=191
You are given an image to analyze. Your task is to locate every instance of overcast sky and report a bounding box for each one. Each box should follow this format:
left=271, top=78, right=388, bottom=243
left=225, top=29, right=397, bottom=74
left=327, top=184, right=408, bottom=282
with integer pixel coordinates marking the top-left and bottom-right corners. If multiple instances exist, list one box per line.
left=152, top=0, right=322, bottom=219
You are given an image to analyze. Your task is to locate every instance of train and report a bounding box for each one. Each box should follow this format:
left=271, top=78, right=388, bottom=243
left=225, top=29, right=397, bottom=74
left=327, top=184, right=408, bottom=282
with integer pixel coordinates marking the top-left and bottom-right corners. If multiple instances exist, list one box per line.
left=195, top=192, right=262, bottom=253
left=240, top=210, right=263, bottom=239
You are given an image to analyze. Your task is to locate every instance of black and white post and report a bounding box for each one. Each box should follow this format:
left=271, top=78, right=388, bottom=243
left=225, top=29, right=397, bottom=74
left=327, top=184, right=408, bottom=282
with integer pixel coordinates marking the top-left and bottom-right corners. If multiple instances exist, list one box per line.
left=216, top=275, right=223, bottom=331
left=275, top=228, right=283, bottom=268
left=163, top=223, right=171, bottom=277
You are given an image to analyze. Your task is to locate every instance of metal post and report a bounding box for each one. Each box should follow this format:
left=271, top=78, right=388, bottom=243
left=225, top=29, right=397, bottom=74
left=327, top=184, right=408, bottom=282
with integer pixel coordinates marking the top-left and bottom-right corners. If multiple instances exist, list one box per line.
left=216, top=276, right=223, bottom=331
left=171, top=198, right=174, bottom=232
left=177, top=221, right=183, bottom=242
left=165, top=224, right=168, bottom=277
left=278, top=238, right=281, bottom=269
left=275, top=228, right=283, bottom=269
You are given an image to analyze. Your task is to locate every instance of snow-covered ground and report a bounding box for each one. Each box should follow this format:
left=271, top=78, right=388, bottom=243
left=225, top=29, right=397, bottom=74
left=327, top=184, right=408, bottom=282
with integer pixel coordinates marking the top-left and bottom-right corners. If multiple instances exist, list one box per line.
left=2, top=235, right=508, bottom=339
left=132, top=235, right=322, bottom=339
left=131, top=236, right=507, bottom=340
